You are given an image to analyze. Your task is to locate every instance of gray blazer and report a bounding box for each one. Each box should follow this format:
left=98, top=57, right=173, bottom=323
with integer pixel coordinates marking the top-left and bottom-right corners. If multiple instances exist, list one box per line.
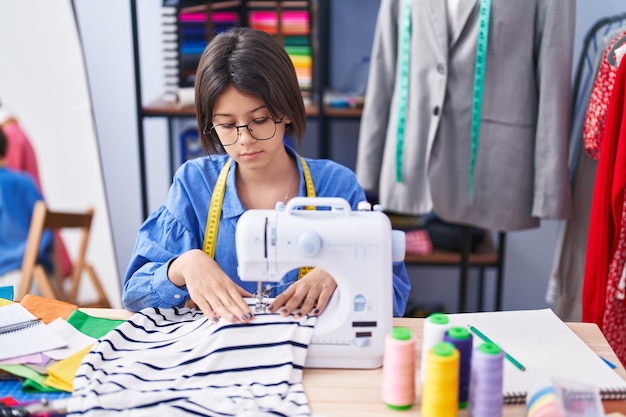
left=356, top=0, right=574, bottom=231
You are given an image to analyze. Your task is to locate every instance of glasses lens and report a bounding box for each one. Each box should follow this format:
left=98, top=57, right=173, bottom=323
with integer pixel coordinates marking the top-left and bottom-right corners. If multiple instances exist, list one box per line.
left=248, top=118, right=277, bottom=140
left=211, top=125, right=238, bottom=146
left=210, top=117, right=280, bottom=146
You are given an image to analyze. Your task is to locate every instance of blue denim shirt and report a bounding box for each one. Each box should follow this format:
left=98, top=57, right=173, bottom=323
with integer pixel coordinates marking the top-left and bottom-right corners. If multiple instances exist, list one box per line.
left=0, top=168, right=53, bottom=276
left=123, top=146, right=411, bottom=316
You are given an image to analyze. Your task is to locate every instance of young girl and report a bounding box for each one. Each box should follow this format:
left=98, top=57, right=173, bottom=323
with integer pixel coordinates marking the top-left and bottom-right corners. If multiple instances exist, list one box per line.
left=123, top=27, right=411, bottom=323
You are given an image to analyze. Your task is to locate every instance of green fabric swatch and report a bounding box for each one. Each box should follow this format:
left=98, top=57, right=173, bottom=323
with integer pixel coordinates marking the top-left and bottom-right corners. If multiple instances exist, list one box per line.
left=0, top=364, right=60, bottom=393
left=67, top=310, right=125, bottom=339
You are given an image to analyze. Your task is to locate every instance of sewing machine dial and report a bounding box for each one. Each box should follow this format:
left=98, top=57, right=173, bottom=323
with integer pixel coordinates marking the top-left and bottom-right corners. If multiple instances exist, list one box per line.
left=296, top=231, right=322, bottom=257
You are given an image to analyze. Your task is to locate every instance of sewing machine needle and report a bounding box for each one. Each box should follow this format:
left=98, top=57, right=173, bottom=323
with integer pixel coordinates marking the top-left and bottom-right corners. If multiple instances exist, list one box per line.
left=255, top=281, right=265, bottom=312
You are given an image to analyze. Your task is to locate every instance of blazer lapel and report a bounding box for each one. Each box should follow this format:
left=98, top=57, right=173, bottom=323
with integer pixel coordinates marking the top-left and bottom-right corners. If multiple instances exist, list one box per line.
left=425, top=0, right=449, bottom=56
left=448, top=0, right=478, bottom=48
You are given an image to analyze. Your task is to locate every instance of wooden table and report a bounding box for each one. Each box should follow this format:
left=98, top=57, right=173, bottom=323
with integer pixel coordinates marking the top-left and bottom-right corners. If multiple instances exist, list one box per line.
left=82, top=309, right=626, bottom=416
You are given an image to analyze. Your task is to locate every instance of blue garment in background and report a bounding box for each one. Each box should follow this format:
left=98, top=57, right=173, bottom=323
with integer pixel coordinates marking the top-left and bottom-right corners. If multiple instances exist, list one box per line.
left=0, top=167, right=53, bottom=276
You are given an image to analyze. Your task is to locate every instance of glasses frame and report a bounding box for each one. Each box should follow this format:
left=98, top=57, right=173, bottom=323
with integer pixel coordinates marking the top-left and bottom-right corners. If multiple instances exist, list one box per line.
left=204, top=115, right=285, bottom=146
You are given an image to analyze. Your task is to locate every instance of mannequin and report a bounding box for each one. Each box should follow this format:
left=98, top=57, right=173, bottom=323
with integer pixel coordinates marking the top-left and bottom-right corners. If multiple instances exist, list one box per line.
left=356, top=0, right=575, bottom=232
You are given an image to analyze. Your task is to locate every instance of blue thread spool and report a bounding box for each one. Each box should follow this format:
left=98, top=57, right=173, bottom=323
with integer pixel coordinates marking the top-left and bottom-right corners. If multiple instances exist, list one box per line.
left=469, top=342, right=504, bottom=417
left=444, top=326, right=473, bottom=409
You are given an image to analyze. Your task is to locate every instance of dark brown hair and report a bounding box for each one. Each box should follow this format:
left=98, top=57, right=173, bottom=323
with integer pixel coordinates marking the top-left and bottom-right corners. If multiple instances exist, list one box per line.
left=195, top=27, right=306, bottom=154
left=0, top=127, right=7, bottom=158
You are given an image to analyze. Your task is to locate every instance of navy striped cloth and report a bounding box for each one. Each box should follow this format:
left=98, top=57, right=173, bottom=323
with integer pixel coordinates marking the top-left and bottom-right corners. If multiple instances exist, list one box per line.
left=66, top=307, right=317, bottom=416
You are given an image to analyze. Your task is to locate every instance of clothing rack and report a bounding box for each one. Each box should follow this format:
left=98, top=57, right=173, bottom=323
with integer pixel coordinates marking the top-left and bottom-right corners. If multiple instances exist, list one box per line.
left=403, top=224, right=507, bottom=313
left=388, top=206, right=506, bottom=314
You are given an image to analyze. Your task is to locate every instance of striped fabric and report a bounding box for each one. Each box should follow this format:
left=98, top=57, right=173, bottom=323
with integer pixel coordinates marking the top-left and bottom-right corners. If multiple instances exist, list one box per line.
left=66, top=307, right=317, bottom=416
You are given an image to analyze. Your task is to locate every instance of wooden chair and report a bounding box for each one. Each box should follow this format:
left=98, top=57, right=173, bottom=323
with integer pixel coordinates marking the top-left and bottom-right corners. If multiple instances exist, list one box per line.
left=17, top=200, right=111, bottom=307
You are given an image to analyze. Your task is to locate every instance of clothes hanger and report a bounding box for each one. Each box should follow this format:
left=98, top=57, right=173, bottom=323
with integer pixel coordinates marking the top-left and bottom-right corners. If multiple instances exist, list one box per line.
left=606, top=34, right=626, bottom=68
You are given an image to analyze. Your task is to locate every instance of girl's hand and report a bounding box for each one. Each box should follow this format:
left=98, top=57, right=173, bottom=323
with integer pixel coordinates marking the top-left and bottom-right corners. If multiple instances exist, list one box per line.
left=168, top=249, right=254, bottom=323
left=267, top=268, right=337, bottom=318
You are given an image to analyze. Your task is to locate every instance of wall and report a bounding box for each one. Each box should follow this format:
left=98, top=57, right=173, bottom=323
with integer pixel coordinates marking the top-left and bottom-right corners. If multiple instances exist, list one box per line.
left=70, top=0, right=625, bottom=312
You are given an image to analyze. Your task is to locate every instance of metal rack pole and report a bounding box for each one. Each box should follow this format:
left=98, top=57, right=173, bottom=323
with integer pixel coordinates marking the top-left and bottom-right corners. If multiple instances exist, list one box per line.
left=130, top=0, right=149, bottom=220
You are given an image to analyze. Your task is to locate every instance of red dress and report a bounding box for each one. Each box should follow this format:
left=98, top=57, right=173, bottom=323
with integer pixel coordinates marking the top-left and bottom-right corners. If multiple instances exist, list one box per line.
left=583, top=52, right=626, bottom=365
left=583, top=31, right=626, bottom=160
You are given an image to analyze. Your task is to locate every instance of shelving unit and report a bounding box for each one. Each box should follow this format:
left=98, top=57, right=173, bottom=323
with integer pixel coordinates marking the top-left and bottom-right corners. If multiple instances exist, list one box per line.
left=387, top=209, right=506, bottom=313
left=130, top=0, right=346, bottom=219
left=159, top=0, right=315, bottom=99
left=129, top=0, right=506, bottom=314
left=405, top=229, right=506, bottom=313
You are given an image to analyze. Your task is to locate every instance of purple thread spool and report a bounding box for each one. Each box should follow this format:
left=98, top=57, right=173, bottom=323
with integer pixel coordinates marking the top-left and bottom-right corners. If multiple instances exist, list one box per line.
left=469, top=342, right=504, bottom=417
left=444, top=326, right=473, bottom=409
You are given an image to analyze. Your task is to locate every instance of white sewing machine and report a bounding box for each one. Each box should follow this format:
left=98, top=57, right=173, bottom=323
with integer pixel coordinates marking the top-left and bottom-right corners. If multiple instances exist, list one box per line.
left=236, top=196, right=405, bottom=369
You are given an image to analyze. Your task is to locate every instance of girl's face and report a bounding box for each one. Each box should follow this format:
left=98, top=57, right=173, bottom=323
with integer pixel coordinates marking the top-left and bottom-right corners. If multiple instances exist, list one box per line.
left=212, top=85, right=291, bottom=170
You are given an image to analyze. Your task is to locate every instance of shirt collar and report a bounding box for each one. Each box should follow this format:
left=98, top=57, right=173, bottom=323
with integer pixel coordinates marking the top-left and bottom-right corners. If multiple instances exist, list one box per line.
left=219, top=145, right=302, bottom=219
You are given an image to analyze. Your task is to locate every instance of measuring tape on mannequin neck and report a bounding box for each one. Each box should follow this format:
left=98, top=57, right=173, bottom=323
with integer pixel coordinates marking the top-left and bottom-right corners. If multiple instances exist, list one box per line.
left=395, top=0, right=412, bottom=183
left=203, top=154, right=316, bottom=279
left=469, top=0, right=491, bottom=200
left=394, top=0, right=491, bottom=198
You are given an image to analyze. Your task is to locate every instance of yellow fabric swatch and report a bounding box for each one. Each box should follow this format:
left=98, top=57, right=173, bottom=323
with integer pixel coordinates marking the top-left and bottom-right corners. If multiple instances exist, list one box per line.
left=43, top=344, right=93, bottom=392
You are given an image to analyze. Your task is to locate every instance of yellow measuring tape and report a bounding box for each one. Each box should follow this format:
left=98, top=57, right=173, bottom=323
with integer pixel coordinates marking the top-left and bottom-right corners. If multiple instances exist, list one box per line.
left=203, top=159, right=232, bottom=258
left=203, top=154, right=316, bottom=279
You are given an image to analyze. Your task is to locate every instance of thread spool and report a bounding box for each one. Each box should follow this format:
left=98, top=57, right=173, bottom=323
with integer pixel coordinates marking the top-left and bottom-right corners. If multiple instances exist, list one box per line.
left=469, top=342, right=504, bottom=417
left=444, top=326, right=473, bottom=409
left=421, top=341, right=459, bottom=417
left=382, top=326, right=416, bottom=410
left=420, top=312, right=451, bottom=383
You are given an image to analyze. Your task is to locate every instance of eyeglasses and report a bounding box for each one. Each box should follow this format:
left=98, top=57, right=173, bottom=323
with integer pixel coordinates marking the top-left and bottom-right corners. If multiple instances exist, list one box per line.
left=204, top=116, right=284, bottom=146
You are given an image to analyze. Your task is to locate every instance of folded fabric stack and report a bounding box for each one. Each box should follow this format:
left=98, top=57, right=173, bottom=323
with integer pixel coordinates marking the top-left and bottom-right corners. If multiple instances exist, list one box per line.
left=0, top=292, right=124, bottom=406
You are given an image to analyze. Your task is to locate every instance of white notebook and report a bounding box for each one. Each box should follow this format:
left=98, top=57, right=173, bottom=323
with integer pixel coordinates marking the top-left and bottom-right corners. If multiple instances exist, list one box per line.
left=0, top=303, right=67, bottom=361
left=445, top=308, right=626, bottom=404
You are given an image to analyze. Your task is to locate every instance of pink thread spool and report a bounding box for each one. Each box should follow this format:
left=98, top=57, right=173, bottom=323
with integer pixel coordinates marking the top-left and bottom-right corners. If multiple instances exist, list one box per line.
left=421, top=341, right=459, bottom=417
left=382, top=326, right=416, bottom=410
left=469, top=342, right=504, bottom=417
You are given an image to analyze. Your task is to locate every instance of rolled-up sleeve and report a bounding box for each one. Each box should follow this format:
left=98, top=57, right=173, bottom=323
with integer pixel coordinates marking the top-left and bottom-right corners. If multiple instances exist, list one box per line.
left=392, top=261, right=410, bottom=317
left=123, top=206, right=197, bottom=311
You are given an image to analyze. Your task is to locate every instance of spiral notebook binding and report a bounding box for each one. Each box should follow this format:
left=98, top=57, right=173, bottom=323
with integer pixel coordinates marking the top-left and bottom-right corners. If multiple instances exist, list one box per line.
left=0, top=319, right=41, bottom=335
left=600, top=387, right=626, bottom=401
left=503, top=391, right=526, bottom=405
left=504, top=387, right=626, bottom=405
